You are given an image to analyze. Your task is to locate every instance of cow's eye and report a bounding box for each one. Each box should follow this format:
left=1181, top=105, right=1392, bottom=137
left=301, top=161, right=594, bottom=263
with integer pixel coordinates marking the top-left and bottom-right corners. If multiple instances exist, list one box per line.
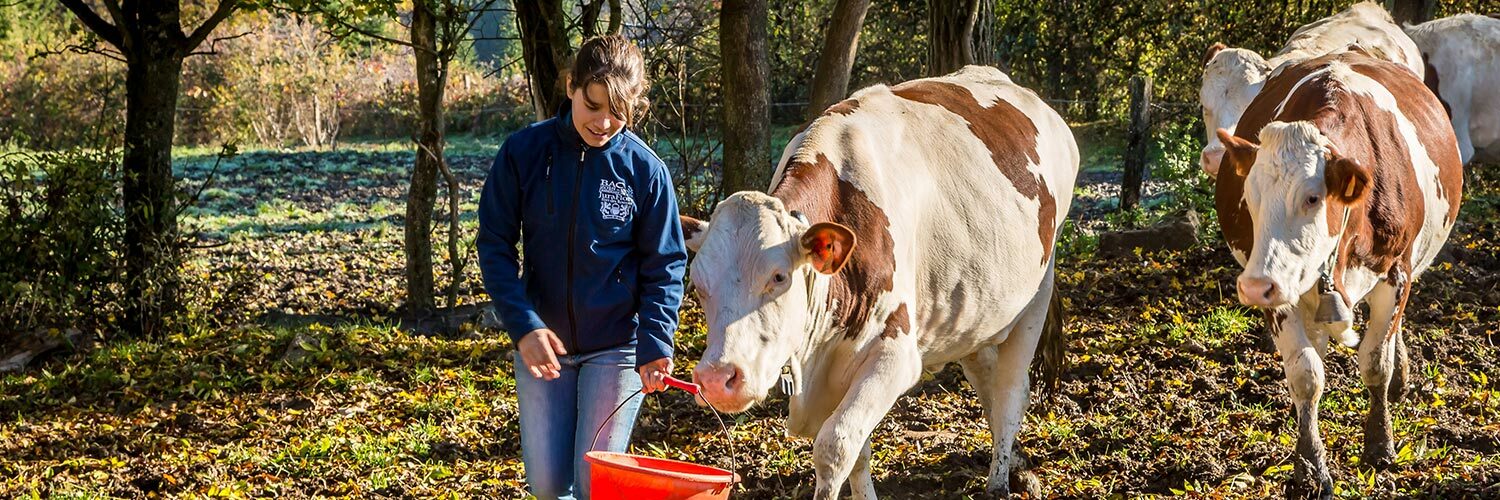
left=1306, top=195, right=1321, bottom=207
left=773, top=273, right=787, bottom=284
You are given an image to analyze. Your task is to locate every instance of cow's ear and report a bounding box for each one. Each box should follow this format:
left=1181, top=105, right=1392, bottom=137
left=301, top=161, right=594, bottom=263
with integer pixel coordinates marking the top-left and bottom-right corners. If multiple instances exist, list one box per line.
left=1216, top=128, right=1259, bottom=177
left=681, top=215, right=710, bottom=252
left=1324, top=149, right=1372, bottom=204
left=1203, top=42, right=1227, bottom=67
left=800, top=222, right=857, bottom=275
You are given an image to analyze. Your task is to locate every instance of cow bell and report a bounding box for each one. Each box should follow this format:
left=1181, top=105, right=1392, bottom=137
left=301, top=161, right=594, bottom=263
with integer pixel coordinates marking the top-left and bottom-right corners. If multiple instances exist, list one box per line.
left=1314, top=269, right=1353, bottom=327
left=1315, top=290, right=1353, bottom=325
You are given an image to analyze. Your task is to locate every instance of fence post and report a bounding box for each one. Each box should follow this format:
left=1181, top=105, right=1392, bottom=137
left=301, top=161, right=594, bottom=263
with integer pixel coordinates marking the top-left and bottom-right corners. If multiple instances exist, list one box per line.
left=1120, top=74, right=1152, bottom=212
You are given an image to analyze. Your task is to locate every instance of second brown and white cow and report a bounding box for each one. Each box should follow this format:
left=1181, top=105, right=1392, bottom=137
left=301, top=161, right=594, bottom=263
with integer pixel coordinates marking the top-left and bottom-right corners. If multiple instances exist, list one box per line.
left=680, top=66, right=1076, bottom=499
left=1200, top=1, right=1424, bottom=177
left=1405, top=13, right=1500, bottom=164
left=1214, top=51, right=1461, bottom=497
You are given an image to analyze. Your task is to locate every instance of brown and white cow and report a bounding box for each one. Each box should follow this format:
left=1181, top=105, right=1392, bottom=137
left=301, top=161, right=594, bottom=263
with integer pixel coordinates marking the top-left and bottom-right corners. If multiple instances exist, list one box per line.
left=1200, top=1, right=1424, bottom=177
left=680, top=66, right=1077, bottom=499
left=1214, top=51, right=1461, bottom=497
left=1405, top=14, right=1500, bottom=164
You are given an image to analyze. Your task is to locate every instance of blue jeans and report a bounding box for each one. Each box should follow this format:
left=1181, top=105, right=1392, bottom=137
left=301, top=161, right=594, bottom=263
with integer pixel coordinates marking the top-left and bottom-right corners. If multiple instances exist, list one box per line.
left=514, top=343, right=644, bottom=500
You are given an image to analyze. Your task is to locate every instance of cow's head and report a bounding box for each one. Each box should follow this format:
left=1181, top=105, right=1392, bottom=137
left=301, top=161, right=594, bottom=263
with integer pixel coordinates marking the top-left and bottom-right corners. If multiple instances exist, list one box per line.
left=681, top=192, right=854, bottom=413
left=1221, top=122, right=1371, bottom=308
left=1200, top=43, right=1271, bottom=178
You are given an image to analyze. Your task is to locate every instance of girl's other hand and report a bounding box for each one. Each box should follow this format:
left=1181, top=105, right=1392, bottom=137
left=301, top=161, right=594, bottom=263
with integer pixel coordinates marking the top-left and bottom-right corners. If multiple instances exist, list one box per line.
left=638, top=357, right=673, bottom=393
left=518, top=328, right=567, bottom=380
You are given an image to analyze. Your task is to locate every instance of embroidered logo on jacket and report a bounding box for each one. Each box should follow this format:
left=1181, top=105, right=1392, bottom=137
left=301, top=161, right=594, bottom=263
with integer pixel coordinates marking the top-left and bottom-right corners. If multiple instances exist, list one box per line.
left=599, top=180, right=635, bottom=222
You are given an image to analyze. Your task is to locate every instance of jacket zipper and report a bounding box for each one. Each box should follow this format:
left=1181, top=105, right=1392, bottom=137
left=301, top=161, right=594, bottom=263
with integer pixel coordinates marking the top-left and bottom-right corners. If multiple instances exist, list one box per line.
left=544, top=152, right=555, bottom=215
left=565, top=145, right=586, bottom=352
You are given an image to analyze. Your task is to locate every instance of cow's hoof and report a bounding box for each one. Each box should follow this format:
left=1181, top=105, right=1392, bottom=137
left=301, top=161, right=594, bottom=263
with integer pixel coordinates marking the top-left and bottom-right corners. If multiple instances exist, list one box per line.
left=1285, top=479, right=1334, bottom=500
left=1361, top=447, right=1396, bottom=471
left=1289, top=463, right=1334, bottom=500
left=1006, top=469, right=1043, bottom=498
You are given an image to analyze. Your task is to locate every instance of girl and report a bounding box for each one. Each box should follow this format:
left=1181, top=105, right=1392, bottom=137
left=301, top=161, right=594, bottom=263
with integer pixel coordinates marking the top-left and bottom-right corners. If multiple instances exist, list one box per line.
left=477, top=35, right=686, bottom=500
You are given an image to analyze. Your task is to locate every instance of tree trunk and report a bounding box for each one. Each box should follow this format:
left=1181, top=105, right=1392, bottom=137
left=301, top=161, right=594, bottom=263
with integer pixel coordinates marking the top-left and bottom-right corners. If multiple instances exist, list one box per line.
left=972, top=0, right=995, bottom=67
left=57, top=0, right=239, bottom=337
left=1120, top=75, right=1152, bottom=212
left=720, top=0, right=771, bottom=194
left=1384, top=0, right=1435, bottom=25
left=927, top=0, right=980, bottom=76
left=406, top=1, right=446, bottom=315
left=805, top=0, right=871, bottom=121
left=121, top=9, right=188, bottom=338
left=515, top=0, right=570, bottom=121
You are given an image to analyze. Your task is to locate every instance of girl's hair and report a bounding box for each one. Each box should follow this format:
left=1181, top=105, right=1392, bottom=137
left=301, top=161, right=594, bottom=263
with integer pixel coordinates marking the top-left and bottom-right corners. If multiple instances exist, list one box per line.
left=568, top=35, right=650, bottom=127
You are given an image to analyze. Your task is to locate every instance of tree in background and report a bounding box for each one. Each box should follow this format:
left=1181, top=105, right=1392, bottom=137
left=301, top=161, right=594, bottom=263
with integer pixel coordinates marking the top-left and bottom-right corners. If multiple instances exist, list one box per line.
left=1386, top=0, right=1436, bottom=24
left=289, top=0, right=497, bottom=315
left=926, top=0, right=993, bottom=76
left=514, top=0, right=569, bottom=120
left=804, top=0, right=871, bottom=121
left=720, top=0, right=771, bottom=195
left=56, top=0, right=244, bottom=337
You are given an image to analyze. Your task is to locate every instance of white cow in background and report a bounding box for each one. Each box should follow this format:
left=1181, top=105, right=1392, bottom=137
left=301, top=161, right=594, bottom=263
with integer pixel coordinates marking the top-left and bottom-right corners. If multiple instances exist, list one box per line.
left=1405, top=13, right=1500, bottom=164
left=1199, top=1, right=1425, bottom=177
left=680, top=66, right=1077, bottom=499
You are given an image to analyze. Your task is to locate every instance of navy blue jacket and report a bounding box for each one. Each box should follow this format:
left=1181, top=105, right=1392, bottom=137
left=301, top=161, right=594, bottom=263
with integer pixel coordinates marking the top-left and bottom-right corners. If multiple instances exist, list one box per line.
left=477, top=108, right=686, bottom=368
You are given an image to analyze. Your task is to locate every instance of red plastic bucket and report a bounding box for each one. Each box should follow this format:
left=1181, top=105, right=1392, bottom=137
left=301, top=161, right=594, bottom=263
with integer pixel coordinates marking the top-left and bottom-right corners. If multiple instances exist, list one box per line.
left=585, top=376, right=739, bottom=499
left=585, top=451, right=738, bottom=500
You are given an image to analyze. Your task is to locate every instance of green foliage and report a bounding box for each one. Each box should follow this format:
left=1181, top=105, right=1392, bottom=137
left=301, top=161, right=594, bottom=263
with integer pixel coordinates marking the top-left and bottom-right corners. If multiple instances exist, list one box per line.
left=0, top=149, right=125, bottom=332
left=767, top=0, right=928, bottom=122
left=0, top=0, right=126, bottom=151
left=992, top=0, right=1497, bottom=124
left=1, top=5, right=528, bottom=151
left=1150, top=122, right=1219, bottom=240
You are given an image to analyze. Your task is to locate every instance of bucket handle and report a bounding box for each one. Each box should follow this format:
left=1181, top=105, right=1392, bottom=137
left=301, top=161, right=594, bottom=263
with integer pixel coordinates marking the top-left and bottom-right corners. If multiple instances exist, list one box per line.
left=591, top=374, right=739, bottom=485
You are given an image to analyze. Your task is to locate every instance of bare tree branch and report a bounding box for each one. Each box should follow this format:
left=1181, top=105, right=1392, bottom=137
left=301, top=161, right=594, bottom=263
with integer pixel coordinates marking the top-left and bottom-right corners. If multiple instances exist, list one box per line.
left=187, top=29, right=253, bottom=57
left=99, top=0, right=134, bottom=50
left=607, top=0, right=620, bottom=34
left=416, top=139, right=467, bottom=311
left=322, top=9, right=429, bottom=53
left=32, top=41, right=128, bottom=64
left=185, top=0, right=241, bottom=51
left=482, top=54, right=526, bottom=78
left=456, top=0, right=501, bottom=47
left=57, top=0, right=124, bottom=50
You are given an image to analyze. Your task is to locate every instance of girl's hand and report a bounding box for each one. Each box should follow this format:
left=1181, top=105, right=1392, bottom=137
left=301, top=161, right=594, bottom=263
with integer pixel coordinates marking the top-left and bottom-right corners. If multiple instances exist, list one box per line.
left=518, top=328, right=567, bottom=380
left=638, top=357, right=673, bottom=394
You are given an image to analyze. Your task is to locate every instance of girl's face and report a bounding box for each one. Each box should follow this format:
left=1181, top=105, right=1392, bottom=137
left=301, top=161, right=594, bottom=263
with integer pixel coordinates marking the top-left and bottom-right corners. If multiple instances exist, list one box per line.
left=570, top=82, right=626, bottom=147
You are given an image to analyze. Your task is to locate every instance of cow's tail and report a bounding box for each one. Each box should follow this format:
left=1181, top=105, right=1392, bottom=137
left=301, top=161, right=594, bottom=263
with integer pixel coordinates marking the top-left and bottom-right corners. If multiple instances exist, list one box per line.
left=1031, top=285, right=1068, bottom=398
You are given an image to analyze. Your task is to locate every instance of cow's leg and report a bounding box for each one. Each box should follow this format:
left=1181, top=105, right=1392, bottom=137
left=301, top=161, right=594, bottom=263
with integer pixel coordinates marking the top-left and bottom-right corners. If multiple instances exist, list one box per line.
left=1389, top=329, right=1409, bottom=404
left=812, top=337, right=922, bottom=500
left=1359, top=279, right=1410, bottom=470
left=848, top=438, right=876, bottom=500
left=958, top=281, right=1050, bottom=498
left=1453, top=109, right=1475, bottom=164
left=1273, top=309, right=1334, bottom=499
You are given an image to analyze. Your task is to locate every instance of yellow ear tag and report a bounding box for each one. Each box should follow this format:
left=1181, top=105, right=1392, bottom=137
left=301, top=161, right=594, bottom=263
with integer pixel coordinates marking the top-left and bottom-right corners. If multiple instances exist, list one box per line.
left=1343, top=179, right=1356, bottom=198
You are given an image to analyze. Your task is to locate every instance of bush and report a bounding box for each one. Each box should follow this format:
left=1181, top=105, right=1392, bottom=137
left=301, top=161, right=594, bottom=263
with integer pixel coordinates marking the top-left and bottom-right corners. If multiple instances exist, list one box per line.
left=180, top=12, right=533, bottom=148
left=0, top=148, right=126, bottom=332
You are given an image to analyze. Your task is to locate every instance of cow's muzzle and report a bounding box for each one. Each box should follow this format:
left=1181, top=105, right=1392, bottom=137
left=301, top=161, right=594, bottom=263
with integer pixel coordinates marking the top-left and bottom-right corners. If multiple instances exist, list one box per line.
left=691, top=361, right=756, bottom=412
left=1200, top=146, right=1225, bottom=178
left=1236, top=274, right=1285, bottom=307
